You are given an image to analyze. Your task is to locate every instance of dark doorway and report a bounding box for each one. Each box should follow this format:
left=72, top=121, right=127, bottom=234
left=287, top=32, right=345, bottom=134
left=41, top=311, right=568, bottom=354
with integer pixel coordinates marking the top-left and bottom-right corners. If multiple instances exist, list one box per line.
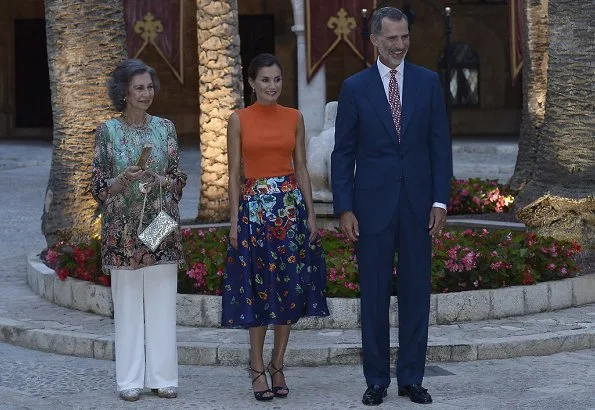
left=238, top=15, right=275, bottom=107
left=14, top=19, right=53, bottom=128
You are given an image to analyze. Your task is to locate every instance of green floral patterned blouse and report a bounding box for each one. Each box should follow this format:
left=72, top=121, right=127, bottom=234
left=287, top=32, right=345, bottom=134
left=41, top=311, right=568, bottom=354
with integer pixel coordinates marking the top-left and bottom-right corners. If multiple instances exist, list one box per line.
left=91, top=116, right=187, bottom=271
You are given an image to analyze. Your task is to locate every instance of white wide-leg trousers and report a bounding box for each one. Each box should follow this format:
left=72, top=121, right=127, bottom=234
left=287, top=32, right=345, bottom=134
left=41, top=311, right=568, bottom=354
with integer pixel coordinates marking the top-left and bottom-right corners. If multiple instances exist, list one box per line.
left=110, top=264, right=178, bottom=391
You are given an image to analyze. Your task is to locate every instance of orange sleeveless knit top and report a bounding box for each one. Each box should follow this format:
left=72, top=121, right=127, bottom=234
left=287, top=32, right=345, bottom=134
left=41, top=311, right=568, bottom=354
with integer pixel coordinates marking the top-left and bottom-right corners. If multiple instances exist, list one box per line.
left=237, top=102, right=299, bottom=179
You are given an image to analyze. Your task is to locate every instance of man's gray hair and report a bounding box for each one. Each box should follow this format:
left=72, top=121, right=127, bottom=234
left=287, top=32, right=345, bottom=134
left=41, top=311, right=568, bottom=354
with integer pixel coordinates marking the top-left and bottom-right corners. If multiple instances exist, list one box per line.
left=370, top=7, right=408, bottom=36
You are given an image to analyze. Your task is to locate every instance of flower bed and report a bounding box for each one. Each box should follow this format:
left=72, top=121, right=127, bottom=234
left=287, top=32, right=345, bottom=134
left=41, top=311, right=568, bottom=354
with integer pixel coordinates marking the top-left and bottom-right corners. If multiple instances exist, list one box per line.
left=449, top=178, right=516, bottom=215
left=42, top=227, right=581, bottom=299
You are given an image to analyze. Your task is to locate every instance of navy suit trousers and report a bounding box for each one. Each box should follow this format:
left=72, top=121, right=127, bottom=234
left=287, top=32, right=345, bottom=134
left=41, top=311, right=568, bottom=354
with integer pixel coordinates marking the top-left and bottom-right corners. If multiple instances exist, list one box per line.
left=356, top=181, right=432, bottom=388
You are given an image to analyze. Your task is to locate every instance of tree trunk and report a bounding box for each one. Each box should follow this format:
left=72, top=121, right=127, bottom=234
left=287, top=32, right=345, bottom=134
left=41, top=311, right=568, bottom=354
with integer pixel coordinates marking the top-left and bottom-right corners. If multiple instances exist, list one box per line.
left=516, top=0, right=595, bottom=247
left=509, top=0, right=549, bottom=191
left=42, top=0, right=127, bottom=246
left=197, top=0, right=244, bottom=222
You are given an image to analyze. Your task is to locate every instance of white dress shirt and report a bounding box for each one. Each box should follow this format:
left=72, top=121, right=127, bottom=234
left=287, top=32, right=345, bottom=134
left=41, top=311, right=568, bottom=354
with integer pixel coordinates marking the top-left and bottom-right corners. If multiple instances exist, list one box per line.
left=377, top=58, right=404, bottom=106
left=376, top=58, right=447, bottom=212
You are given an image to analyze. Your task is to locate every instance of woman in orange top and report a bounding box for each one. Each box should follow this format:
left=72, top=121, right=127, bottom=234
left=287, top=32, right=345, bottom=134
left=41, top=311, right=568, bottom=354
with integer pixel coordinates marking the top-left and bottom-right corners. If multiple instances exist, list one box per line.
left=221, top=54, right=329, bottom=401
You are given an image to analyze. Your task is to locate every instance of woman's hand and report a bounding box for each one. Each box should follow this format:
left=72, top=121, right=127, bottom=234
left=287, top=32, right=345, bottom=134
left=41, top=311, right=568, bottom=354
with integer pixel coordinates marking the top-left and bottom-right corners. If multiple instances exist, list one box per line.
left=123, top=165, right=144, bottom=181
left=229, top=221, right=238, bottom=249
left=110, top=166, right=143, bottom=195
left=307, top=213, right=318, bottom=243
left=138, top=169, right=165, bottom=193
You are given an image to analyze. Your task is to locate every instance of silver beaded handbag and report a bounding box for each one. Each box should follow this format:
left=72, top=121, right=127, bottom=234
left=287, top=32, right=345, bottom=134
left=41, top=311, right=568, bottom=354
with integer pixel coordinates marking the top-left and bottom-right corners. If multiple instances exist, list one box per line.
left=137, top=178, right=178, bottom=252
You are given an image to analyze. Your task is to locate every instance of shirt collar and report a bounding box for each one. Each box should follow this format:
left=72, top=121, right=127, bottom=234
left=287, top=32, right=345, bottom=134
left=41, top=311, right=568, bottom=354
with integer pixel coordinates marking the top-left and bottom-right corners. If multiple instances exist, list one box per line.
left=376, top=57, right=404, bottom=78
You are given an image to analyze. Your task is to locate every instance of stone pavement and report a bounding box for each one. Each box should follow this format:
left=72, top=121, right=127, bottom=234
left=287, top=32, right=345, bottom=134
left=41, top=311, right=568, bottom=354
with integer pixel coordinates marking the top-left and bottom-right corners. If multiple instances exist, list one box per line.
left=2, top=139, right=595, bottom=409
left=2, top=341, right=595, bottom=410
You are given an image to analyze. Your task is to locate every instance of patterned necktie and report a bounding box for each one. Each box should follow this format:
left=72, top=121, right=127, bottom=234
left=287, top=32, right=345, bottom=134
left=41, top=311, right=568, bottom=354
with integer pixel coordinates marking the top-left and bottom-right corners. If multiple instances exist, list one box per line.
left=388, top=69, right=402, bottom=143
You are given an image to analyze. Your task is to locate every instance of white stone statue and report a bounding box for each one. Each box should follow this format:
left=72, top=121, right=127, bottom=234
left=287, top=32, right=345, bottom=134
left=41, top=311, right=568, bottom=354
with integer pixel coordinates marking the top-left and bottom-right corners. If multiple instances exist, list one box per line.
left=306, top=101, right=337, bottom=202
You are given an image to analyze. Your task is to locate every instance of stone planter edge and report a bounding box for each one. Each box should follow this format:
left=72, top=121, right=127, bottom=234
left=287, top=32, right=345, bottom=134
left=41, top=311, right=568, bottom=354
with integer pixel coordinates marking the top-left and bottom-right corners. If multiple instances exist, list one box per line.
left=27, top=252, right=595, bottom=328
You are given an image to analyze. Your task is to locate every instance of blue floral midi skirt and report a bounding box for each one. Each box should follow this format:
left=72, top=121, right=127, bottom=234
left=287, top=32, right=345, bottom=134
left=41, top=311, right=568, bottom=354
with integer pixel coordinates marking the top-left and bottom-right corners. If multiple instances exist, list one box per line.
left=221, top=175, right=329, bottom=328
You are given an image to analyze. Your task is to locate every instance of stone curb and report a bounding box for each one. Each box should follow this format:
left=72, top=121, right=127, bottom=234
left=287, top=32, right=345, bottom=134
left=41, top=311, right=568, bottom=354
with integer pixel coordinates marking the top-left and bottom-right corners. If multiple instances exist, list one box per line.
left=27, top=253, right=595, bottom=328
left=1, top=316, right=594, bottom=366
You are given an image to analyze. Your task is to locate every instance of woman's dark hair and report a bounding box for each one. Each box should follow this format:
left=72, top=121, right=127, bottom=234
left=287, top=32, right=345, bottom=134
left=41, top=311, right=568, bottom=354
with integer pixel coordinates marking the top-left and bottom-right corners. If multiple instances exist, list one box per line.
left=107, top=59, right=160, bottom=112
left=247, top=53, right=283, bottom=81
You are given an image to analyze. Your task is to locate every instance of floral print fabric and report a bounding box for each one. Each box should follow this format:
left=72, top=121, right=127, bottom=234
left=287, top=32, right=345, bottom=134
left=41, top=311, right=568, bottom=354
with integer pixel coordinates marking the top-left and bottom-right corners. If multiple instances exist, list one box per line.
left=91, top=116, right=187, bottom=271
left=221, top=175, right=329, bottom=329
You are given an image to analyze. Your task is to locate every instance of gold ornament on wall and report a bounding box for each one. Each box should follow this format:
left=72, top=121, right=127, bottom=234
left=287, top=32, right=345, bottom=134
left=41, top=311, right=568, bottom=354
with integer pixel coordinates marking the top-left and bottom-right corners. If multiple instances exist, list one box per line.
left=130, top=7, right=184, bottom=84
left=327, top=8, right=357, bottom=39
left=134, top=12, right=163, bottom=43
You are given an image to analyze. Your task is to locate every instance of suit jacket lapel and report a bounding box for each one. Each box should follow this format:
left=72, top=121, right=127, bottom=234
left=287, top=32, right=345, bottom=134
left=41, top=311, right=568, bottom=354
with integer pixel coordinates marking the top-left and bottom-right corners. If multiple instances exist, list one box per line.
left=364, top=66, right=398, bottom=142
left=401, top=62, right=416, bottom=138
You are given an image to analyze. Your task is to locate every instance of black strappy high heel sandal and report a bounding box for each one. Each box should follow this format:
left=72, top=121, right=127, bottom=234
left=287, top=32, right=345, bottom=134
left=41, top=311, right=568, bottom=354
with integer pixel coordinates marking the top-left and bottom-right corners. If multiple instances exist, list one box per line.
left=250, top=367, right=274, bottom=401
left=268, top=362, right=290, bottom=398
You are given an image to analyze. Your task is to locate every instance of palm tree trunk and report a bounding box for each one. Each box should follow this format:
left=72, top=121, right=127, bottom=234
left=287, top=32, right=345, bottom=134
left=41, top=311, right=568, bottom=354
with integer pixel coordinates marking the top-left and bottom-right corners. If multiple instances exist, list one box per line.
left=42, top=0, right=127, bottom=246
left=197, top=0, right=244, bottom=222
left=516, top=0, right=595, bottom=247
left=509, top=0, right=548, bottom=191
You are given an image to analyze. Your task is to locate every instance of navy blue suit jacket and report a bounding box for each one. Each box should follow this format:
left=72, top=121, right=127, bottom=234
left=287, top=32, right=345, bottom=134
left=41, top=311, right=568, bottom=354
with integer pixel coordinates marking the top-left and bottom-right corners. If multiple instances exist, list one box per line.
left=331, top=62, right=453, bottom=234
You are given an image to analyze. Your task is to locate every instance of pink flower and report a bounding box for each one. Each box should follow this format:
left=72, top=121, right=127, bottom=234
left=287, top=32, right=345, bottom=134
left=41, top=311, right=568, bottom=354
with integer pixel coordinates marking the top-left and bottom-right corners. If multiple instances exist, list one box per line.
left=45, top=249, right=59, bottom=267
left=461, top=251, right=479, bottom=270
left=445, top=259, right=464, bottom=272
left=447, top=245, right=461, bottom=259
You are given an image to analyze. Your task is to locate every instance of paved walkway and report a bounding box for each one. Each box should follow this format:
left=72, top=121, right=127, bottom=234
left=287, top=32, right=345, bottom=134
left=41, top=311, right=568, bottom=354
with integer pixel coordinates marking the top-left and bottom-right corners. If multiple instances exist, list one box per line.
left=2, top=140, right=595, bottom=409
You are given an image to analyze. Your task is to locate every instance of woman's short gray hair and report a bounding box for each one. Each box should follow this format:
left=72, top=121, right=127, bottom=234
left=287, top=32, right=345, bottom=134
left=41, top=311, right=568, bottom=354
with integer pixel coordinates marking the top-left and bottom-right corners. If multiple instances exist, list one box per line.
left=371, top=7, right=408, bottom=36
left=107, top=59, right=160, bottom=112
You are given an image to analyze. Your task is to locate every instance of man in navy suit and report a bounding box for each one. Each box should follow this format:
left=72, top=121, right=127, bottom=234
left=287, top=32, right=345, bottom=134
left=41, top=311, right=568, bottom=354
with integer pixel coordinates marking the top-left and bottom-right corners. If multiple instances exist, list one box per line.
left=331, top=7, right=452, bottom=406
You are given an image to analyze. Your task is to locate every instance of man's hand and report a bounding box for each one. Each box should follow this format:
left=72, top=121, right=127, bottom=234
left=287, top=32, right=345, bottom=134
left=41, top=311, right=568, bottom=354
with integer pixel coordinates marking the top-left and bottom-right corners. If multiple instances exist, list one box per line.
left=339, top=211, right=359, bottom=241
left=428, top=207, right=447, bottom=236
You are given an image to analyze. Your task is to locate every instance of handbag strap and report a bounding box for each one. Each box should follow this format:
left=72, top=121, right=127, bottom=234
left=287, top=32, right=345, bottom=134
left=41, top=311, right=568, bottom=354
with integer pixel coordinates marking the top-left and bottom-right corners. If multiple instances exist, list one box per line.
left=137, top=177, right=163, bottom=235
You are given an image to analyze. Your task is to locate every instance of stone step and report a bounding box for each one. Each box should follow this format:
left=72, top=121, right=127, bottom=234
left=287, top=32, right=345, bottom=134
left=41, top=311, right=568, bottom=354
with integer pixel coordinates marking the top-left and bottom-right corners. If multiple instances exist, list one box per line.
left=6, top=255, right=595, bottom=365
left=1, top=303, right=594, bottom=366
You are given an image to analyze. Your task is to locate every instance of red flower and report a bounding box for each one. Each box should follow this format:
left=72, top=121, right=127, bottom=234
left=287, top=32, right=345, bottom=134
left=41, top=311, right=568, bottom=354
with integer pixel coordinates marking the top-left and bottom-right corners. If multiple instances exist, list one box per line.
left=271, top=226, right=287, bottom=240
left=521, top=270, right=534, bottom=285
left=56, top=267, right=69, bottom=281
left=98, top=276, right=111, bottom=287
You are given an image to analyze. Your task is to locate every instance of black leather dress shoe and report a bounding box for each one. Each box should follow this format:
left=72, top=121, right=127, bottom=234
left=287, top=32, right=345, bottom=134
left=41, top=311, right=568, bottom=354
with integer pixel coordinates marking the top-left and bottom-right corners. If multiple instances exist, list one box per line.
left=362, top=385, right=388, bottom=406
left=398, top=384, right=432, bottom=404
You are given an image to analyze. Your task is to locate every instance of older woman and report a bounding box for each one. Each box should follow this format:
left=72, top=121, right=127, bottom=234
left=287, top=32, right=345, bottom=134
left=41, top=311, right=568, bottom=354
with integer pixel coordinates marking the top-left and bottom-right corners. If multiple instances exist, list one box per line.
left=91, top=59, right=186, bottom=402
